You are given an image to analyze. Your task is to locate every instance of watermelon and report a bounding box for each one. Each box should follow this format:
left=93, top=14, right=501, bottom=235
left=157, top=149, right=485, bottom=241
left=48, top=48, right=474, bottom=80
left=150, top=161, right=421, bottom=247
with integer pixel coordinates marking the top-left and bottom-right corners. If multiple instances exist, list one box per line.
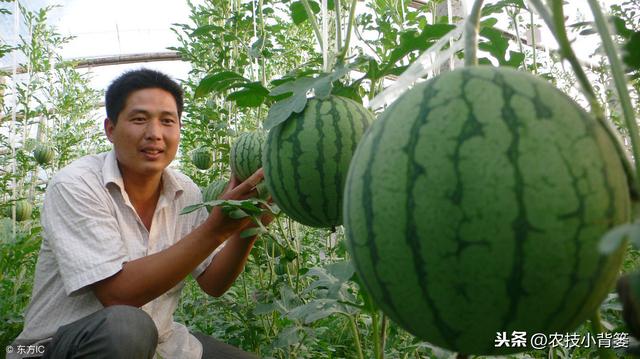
left=231, top=131, right=265, bottom=181
left=264, top=95, right=373, bottom=228
left=191, top=147, right=213, bottom=170
left=274, top=259, right=297, bottom=276
left=201, top=179, right=228, bottom=213
left=343, top=66, right=630, bottom=355
left=5, top=200, right=33, bottom=221
left=33, top=143, right=54, bottom=165
left=202, top=179, right=228, bottom=202
left=259, top=236, right=284, bottom=258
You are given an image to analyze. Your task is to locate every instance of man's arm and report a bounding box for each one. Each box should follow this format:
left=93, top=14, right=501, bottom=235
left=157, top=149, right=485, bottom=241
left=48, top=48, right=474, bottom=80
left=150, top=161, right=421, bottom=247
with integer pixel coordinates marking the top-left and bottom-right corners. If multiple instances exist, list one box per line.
left=196, top=176, right=274, bottom=296
left=195, top=233, right=257, bottom=297
left=91, top=170, right=264, bottom=308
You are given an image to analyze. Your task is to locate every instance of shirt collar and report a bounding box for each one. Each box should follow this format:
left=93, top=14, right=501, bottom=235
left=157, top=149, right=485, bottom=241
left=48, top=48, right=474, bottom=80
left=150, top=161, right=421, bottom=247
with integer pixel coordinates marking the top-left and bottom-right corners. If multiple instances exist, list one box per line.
left=102, top=149, right=184, bottom=200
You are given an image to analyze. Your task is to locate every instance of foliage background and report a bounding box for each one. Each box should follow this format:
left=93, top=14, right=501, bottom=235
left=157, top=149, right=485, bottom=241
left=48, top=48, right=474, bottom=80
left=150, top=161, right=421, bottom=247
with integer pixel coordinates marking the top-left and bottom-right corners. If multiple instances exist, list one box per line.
left=1, top=0, right=639, bottom=358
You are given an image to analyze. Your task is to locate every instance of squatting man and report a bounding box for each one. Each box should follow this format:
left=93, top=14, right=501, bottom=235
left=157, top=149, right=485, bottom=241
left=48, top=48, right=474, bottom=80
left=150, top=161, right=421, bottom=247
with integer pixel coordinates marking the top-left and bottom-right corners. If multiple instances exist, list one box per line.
left=9, top=68, right=271, bottom=359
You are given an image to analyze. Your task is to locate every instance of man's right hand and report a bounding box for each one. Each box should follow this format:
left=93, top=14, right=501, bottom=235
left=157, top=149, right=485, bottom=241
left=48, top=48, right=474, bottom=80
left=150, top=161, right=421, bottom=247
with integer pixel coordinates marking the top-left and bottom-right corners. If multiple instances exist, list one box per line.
left=205, top=168, right=265, bottom=240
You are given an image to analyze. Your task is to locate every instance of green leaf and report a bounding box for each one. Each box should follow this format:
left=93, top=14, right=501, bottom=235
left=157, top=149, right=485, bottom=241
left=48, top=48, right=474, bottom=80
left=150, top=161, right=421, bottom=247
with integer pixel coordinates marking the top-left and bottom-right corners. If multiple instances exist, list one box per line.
left=191, top=24, right=225, bottom=37
left=240, top=227, right=266, bottom=239
left=382, top=24, right=456, bottom=72
left=227, top=208, right=249, bottom=219
left=623, top=31, right=640, bottom=71
left=264, top=93, right=308, bottom=130
left=478, top=23, right=525, bottom=68
left=599, top=222, right=640, bottom=254
left=287, top=298, right=348, bottom=324
left=195, top=71, right=248, bottom=98
left=180, top=203, right=206, bottom=215
left=612, top=16, right=634, bottom=39
left=226, top=82, right=270, bottom=108
left=290, top=0, right=320, bottom=25
left=264, top=65, right=352, bottom=130
left=481, top=0, right=527, bottom=16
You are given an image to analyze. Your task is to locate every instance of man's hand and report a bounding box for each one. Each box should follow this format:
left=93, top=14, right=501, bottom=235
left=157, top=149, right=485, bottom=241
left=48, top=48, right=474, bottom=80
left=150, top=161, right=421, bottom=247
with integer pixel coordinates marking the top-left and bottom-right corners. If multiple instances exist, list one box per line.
left=205, top=168, right=265, bottom=240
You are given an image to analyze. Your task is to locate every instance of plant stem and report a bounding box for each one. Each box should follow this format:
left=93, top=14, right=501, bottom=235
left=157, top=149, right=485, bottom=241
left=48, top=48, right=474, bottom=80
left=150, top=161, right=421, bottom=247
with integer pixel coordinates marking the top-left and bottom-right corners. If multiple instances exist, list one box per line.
left=509, top=7, right=523, bottom=55
left=346, top=314, right=365, bottom=359
left=335, top=0, right=342, bottom=55
left=530, top=9, right=538, bottom=74
left=337, top=0, right=357, bottom=64
left=464, top=0, right=485, bottom=67
left=301, top=0, right=324, bottom=51
left=586, top=0, right=640, bottom=193
left=550, top=0, right=602, bottom=117
left=590, top=311, right=616, bottom=359
left=380, top=314, right=388, bottom=357
left=372, top=311, right=381, bottom=359
left=531, top=0, right=639, bottom=200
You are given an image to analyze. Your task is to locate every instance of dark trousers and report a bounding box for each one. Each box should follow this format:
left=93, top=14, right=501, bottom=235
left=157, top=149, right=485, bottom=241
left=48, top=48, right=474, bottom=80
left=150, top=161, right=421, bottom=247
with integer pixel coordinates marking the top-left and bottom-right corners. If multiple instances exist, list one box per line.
left=15, top=305, right=258, bottom=358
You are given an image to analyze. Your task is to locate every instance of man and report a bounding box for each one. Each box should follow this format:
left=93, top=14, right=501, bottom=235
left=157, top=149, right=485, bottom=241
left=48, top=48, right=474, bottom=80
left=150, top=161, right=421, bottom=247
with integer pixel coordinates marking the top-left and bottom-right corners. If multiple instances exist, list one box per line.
left=9, top=69, right=268, bottom=358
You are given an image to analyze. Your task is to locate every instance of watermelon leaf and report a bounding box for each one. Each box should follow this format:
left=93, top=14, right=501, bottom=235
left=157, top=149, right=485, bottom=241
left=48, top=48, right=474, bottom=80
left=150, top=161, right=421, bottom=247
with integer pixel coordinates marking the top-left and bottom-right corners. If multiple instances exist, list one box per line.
left=195, top=71, right=249, bottom=99
left=191, top=24, right=225, bottom=37
left=228, top=83, right=269, bottom=106
left=599, top=221, right=640, bottom=254
left=289, top=0, right=320, bottom=25
left=264, top=64, right=351, bottom=130
left=240, top=227, right=267, bottom=239
left=287, top=298, right=350, bottom=324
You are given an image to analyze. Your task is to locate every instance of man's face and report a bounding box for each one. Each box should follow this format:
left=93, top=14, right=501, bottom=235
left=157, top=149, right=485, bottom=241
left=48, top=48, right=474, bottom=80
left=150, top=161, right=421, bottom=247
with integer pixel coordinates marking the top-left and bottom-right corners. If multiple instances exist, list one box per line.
left=105, top=88, right=180, bottom=179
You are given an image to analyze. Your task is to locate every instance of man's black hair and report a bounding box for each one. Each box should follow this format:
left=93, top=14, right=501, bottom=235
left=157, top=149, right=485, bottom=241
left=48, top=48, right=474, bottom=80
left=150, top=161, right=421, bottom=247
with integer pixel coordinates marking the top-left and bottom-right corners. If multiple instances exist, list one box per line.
left=105, top=68, right=184, bottom=124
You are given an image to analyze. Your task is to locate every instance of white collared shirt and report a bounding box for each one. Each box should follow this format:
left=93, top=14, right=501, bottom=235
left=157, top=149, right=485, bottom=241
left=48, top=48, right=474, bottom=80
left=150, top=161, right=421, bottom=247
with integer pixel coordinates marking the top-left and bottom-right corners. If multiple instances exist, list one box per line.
left=15, top=150, right=213, bottom=359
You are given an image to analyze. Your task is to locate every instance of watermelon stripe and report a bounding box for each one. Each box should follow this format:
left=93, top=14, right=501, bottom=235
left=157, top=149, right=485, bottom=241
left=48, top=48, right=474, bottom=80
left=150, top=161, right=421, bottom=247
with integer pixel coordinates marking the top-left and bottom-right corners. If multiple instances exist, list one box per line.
left=540, top=149, right=585, bottom=332
left=404, top=80, right=459, bottom=348
left=357, top=99, right=410, bottom=330
left=330, top=99, right=345, bottom=223
left=271, top=122, right=309, bottom=224
left=495, top=71, right=533, bottom=335
left=556, top=107, right=622, bottom=332
left=289, top=107, right=325, bottom=225
left=450, top=72, right=491, bottom=257
left=314, top=100, right=330, bottom=223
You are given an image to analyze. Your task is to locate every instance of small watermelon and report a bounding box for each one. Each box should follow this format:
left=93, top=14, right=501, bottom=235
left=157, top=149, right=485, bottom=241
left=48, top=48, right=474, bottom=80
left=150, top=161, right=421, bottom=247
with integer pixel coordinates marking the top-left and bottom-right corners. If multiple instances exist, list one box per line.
left=263, top=95, right=373, bottom=228
left=230, top=131, right=265, bottom=181
left=274, top=259, right=297, bottom=276
left=259, top=236, right=284, bottom=258
left=33, top=143, right=54, bottom=165
left=343, top=66, right=630, bottom=355
left=202, top=179, right=228, bottom=202
left=6, top=200, right=33, bottom=222
left=191, top=147, right=213, bottom=170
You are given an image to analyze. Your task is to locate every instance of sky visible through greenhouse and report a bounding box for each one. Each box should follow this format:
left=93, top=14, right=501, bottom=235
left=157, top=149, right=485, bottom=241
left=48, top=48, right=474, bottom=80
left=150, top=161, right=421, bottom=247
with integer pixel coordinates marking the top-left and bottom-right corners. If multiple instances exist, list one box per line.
left=2, top=1, right=611, bottom=82
left=0, top=0, right=622, bottom=127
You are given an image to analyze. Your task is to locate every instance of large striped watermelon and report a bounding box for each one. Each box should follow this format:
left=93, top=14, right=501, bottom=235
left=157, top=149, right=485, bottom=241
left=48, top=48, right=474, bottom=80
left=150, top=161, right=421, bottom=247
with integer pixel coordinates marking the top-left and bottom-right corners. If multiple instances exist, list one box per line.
left=230, top=131, right=265, bottom=181
left=343, top=66, right=630, bottom=355
left=264, top=95, right=374, bottom=228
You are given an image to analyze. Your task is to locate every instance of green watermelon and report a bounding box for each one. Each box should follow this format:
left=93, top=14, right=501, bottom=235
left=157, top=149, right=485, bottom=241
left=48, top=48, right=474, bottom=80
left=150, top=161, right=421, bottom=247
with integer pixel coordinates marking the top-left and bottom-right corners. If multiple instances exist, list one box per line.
left=274, top=259, right=297, bottom=276
left=343, top=66, right=629, bottom=355
left=33, top=143, right=54, bottom=165
left=231, top=131, right=265, bottom=181
left=191, top=147, right=213, bottom=170
left=202, top=179, right=228, bottom=202
left=259, top=236, right=284, bottom=258
left=264, top=95, right=374, bottom=228
left=6, top=200, right=33, bottom=221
